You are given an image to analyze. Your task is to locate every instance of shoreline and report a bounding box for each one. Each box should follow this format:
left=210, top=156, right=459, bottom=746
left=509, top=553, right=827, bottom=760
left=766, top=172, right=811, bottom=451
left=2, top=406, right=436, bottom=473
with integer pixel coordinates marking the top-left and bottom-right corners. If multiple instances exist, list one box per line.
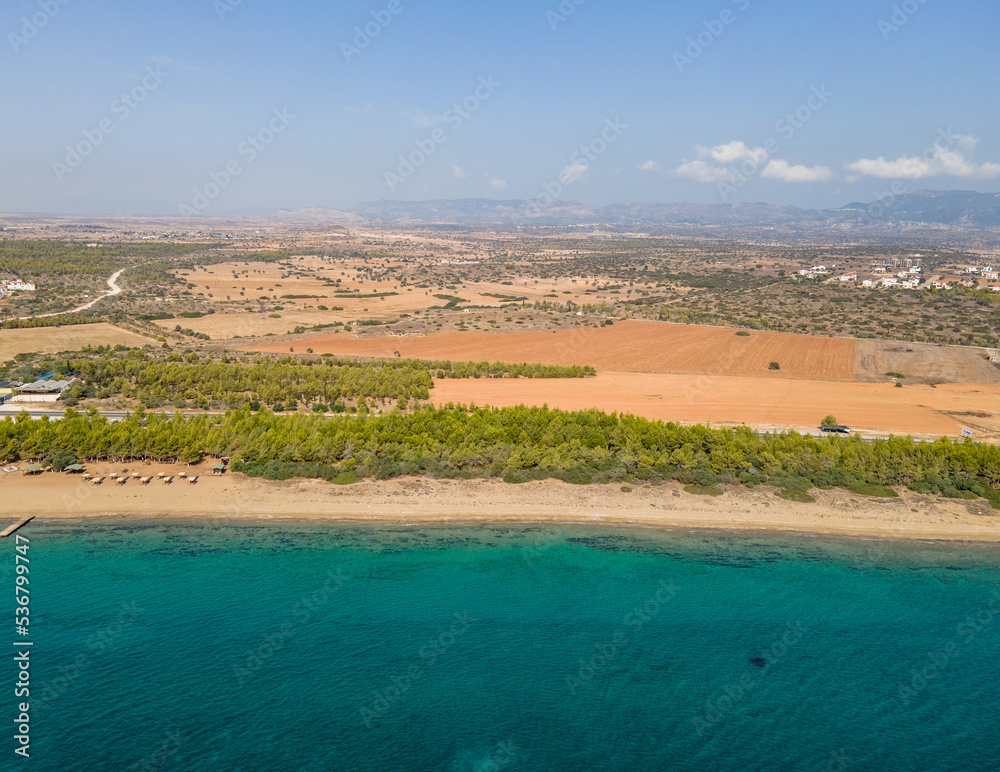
left=26, top=514, right=1000, bottom=550
left=6, top=461, right=1000, bottom=543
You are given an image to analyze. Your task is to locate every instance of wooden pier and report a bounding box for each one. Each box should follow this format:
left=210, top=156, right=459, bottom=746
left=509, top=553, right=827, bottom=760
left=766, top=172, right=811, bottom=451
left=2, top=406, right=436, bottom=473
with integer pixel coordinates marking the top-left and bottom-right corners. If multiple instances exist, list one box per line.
left=0, top=516, right=34, bottom=538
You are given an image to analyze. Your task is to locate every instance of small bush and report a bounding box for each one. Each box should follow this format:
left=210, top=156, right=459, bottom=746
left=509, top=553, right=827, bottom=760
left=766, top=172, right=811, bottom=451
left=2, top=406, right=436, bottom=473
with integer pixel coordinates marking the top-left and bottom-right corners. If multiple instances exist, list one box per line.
left=777, top=489, right=816, bottom=503
left=735, top=330, right=751, bottom=337
left=769, top=362, right=780, bottom=370
left=843, top=480, right=899, bottom=498
left=333, top=469, right=360, bottom=485
left=685, top=484, right=724, bottom=497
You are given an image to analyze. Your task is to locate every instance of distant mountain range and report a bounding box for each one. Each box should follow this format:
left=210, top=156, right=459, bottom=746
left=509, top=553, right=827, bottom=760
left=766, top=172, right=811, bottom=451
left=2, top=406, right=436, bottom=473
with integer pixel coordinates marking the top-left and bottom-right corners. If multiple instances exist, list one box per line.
left=349, top=199, right=824, bottom=227
left=837, top=190, right=1000, bottom=227
left=321, top=190, right=1000, bottom=229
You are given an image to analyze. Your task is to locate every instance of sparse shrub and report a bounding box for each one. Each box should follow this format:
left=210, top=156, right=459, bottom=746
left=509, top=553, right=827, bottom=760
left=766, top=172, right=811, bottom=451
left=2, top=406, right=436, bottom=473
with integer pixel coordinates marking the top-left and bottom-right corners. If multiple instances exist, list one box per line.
left=685, top=484, right=724, bottom=497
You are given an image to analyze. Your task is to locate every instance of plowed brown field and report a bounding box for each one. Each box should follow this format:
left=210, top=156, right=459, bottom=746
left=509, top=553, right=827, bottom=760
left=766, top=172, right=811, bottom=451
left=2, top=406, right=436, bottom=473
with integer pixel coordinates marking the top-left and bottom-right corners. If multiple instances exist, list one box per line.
left=251, top=321, right=856, bottom=380
left=431, top=372, right=1000, bottom=437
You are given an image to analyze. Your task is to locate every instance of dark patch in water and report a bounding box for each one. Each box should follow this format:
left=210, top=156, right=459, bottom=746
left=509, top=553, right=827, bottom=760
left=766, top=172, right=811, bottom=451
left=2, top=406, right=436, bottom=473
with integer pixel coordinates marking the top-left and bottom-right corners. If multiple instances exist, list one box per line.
left=749, top=656, right=767, bottom=668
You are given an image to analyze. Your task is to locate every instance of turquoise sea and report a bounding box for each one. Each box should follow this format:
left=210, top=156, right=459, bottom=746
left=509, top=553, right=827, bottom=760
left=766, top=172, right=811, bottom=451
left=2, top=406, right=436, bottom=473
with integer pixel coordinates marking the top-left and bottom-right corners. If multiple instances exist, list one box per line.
left=13, top=521, right=1000, bottom=771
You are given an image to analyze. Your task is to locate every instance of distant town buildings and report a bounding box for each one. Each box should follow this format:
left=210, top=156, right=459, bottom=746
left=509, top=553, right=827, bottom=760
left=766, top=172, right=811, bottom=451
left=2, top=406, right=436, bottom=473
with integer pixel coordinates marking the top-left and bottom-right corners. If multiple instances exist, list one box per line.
left=0, top=279, right=36, bottom=295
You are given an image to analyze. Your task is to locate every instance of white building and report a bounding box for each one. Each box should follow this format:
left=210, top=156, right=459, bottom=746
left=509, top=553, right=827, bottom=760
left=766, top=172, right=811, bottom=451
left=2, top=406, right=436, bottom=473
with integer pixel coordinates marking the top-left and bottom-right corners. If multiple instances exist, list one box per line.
left=2, top=280, right=35, bottom=292
left=11, top=379, right=76, bottom=404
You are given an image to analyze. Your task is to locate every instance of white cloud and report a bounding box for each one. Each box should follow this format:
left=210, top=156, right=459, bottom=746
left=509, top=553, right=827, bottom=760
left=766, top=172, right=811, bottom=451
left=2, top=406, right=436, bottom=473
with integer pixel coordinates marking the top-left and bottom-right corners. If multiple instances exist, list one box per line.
left=674, top=159, right=734, bottom=183
left=674, top=141, right=771, bottom=183
left=401, top=108, right=444, bottom=128
left=676, top=140, right=836, bottom=184
left=559, top=163, right=588, bottom=183
left=699, top=140, right=769, bottom=165
left=846, top=141, right=1000, bottom=180
left=638, top=160, right=660, bottom=172
left=761, top=159, right=833, bottom=182
left=452, top=166, right=467, bottom=179
left=489, top=178, right=507, bottom=189
left=956, top=134, right=978, bottom=151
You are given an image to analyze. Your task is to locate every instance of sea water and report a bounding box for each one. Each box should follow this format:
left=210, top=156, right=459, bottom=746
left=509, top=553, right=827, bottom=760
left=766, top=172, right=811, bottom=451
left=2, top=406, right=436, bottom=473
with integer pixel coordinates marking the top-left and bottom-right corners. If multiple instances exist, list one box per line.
left=12, top=521, right=1000, bottom=771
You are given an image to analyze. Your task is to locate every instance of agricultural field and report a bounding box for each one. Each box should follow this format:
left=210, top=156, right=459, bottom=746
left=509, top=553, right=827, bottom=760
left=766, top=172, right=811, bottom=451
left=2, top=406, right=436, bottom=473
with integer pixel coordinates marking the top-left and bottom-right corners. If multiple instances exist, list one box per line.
left=250, top=320, right=857, bottom=381
left=854, top=339, right=1000, bottom=385
left=1, top=225, right=998, bottom=440
left=430, top=371, right=1000, bottom=438
left=0, top=323, right=154, bottom=362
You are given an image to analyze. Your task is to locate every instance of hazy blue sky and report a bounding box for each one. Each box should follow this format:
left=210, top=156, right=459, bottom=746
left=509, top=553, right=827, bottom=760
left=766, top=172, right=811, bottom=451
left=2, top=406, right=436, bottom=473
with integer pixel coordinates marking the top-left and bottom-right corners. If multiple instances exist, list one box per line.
left=2, top=0, right=998, bottom=215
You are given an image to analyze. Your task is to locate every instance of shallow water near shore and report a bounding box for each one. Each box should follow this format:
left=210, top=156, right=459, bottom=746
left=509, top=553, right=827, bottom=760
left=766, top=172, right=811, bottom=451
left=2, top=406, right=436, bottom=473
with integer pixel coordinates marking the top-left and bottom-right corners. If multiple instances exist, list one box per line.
left=21, top=522, right=1000, bottom=770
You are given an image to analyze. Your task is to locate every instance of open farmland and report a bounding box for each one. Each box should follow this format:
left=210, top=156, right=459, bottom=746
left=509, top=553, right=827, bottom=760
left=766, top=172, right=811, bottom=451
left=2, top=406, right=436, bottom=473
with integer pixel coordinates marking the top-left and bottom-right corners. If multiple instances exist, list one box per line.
left=431, top=371, right=1000, bottom=438
left=854, top=339, right=1000, bottom=384
left=251, top=320, right=857, bottom=380
left=0, top=324, right=154, bottom=362
left=163, top=258, right=612, bottom=339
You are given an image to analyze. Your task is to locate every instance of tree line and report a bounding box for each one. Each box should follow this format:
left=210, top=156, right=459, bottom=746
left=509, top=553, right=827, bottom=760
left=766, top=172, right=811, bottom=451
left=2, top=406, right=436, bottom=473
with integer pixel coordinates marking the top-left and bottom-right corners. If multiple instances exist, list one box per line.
left=37, top=350, right=594, bottom=412
left=2, top=405, right=998, bottom=507
left=0, top=240, right=211, bottom=277
left=2, top=315, right=101, bottom=329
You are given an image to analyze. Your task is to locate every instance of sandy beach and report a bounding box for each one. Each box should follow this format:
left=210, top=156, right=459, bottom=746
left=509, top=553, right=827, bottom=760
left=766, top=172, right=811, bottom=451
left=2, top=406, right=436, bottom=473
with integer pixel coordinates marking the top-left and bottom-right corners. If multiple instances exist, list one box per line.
left=2, top=460, right=998, bottom=543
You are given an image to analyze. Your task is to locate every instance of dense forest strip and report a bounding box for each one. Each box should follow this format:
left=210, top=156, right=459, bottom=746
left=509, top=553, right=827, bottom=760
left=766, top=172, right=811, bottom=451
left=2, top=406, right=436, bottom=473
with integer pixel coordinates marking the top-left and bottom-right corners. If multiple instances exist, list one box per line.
left=0, top=240, right=215, bottom=277
left=4, top=349, right=596, bottom=411
left=2, top=406, right=998, bottom=506
left=2, top=315, right=103, bottom=329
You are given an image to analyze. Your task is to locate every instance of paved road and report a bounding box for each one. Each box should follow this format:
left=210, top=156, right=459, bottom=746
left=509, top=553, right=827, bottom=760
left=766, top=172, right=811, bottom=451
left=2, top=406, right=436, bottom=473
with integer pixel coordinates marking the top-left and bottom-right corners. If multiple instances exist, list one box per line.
left=18, top=268, right=125, bottom=320
left=0, top=407, right=131, bottom=422
left=0, top=406, right=946, bottom=442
